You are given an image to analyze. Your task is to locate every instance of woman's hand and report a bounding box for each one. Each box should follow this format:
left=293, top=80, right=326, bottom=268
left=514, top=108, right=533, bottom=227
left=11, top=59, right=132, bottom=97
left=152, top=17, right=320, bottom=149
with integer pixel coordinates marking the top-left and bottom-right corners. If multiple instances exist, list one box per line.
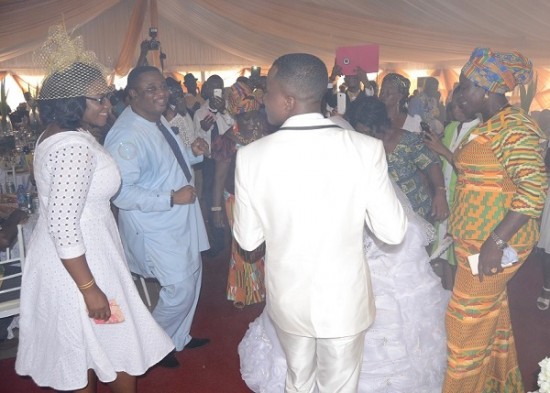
left=355, top=66, right=368, bottom=86
left=82, top=285, right=110, bottom=321
left=212, top=210, right=225, bottom=228
left=329, top=63, right=342, bottom=82
left=431, top=190, right=450, bottom=221
left=478, top=238, right=504, bottom=282
left=423, top=130, right=455, bottom=165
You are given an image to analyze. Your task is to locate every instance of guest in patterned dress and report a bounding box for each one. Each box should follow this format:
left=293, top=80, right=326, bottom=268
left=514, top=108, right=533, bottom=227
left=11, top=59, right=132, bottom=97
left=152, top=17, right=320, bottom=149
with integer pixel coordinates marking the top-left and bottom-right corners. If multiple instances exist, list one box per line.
left=211, top=85, right=266, bottom=308
left=349, top=96, right=449, bottom=222
left=444, top=48, right=548, bottom=393
left=379, top=73, right=423, bottom=133
left=424, top=88, right=480, bottom=289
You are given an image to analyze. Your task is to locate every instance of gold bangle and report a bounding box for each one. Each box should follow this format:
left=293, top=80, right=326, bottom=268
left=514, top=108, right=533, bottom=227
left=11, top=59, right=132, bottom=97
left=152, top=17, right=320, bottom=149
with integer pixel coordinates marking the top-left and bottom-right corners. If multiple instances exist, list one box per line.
left=78, top=278, right=95, bottom=290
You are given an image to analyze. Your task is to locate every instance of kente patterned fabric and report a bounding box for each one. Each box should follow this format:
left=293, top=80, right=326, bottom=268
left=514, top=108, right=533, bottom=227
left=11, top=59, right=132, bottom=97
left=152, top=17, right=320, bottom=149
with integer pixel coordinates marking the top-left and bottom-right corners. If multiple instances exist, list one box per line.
left=225, top=194, right=266, bottom=308
left=227, top=81, right=259, bottom=116
left=450, top=106, right=547, bottom=241
left=444, top=106, right=547, bottom=393
left=211, top=112, right=266, bottom=307
left=432, top=119, right=478, bottom=266
left=461, top=48, right=533, bottom=94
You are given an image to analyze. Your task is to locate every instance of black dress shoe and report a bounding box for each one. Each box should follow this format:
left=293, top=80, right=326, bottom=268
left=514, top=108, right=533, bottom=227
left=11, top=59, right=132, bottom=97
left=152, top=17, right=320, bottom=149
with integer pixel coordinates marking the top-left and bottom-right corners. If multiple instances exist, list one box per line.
left=157, top=351, right=180, bottom=368
left=184, top=337, right=210, bottom=349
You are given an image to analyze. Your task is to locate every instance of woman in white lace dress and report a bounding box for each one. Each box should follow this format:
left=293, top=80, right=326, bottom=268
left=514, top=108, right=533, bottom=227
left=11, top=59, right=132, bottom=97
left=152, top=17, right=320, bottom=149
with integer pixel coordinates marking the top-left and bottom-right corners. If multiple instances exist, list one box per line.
left=15, top=27, right=173, bottom=393
left=238, top=184, right=450, bottom=393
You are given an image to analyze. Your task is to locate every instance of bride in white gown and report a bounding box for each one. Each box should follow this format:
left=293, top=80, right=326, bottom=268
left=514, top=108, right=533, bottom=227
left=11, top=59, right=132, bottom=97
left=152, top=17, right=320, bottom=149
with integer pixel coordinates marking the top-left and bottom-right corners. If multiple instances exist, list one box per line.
left=238, top=185, right=450, bottom=393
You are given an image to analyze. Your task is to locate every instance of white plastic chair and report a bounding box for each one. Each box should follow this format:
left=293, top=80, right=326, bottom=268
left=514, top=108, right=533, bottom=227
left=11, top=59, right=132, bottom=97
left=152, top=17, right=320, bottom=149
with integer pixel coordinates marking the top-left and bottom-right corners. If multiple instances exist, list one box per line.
left=0, top=224, right=26, bottom=319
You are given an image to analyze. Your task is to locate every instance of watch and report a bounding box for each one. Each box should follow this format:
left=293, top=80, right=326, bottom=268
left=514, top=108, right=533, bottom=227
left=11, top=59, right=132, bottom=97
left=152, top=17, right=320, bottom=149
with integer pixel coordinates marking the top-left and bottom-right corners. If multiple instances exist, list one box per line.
left=490, top=231, right=508, bottom=250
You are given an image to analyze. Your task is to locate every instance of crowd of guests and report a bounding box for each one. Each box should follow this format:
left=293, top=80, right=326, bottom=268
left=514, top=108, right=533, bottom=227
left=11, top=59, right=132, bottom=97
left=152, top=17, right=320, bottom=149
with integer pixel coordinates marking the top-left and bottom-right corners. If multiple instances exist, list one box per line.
left=8, top=23, right=550, bottom=393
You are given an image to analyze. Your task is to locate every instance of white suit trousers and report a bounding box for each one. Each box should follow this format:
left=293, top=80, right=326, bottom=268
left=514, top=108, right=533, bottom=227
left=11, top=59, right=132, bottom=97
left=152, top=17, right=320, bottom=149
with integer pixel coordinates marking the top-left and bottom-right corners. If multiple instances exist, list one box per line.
left=274, top=322, right=366, bottom=393
left=152, top=265, right=202, bottom=351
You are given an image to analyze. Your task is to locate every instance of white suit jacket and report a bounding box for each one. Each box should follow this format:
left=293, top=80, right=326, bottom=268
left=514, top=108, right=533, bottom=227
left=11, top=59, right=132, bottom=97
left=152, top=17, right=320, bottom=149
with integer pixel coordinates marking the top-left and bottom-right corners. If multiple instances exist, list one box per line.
left=233, top=113, right=407, bottom=338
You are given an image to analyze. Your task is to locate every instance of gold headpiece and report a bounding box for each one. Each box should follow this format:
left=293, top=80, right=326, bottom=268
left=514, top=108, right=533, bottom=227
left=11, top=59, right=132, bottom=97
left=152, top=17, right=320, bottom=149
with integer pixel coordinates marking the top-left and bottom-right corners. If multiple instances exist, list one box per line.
left=34, top=25, right=111, bottom=100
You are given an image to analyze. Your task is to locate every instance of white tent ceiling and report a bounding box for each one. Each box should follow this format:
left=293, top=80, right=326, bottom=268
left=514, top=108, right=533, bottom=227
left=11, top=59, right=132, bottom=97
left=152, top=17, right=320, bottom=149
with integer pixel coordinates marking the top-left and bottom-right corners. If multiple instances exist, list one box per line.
left=2, top=0, right=550, bottom=75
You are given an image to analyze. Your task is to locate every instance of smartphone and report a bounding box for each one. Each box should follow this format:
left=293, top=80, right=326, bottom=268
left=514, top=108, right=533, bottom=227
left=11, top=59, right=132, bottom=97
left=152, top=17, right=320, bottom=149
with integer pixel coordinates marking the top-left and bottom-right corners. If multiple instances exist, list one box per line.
left=420, top=121, right=432, bottom=140
left=337, top=92, right=346, bottom=115
left=250, top=66, right=261, bottom=80
left=420, top=121, right=430, bottom=133
left=213, top=88, right=222, bottom=98
left=467, top=246, right=519, bottom=276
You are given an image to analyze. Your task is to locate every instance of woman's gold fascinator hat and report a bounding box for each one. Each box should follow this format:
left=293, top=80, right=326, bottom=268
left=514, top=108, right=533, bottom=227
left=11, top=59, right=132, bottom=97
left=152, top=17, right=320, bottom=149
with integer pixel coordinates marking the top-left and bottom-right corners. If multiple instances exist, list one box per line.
left=34, top=25, right=112, bottom=100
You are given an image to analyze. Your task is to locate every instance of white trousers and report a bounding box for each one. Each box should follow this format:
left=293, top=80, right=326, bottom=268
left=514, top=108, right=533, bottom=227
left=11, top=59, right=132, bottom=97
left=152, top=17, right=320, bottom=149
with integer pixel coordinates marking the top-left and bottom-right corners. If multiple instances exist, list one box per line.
left=274, top=322, right=366, bottom=393
left=152, top=266, right=202, bottom=351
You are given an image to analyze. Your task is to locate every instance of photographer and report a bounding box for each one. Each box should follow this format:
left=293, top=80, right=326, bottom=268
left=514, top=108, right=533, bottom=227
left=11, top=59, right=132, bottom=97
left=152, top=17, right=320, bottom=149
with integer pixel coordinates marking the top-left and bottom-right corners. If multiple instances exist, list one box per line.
left=136, top=27, right=161, bottom=67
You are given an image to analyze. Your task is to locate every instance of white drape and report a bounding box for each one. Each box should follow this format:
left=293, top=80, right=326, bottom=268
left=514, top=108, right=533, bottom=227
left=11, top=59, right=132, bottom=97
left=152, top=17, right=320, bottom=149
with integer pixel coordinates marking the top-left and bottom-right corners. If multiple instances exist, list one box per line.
left=2, top=0, right=550, bottom=109
left=3, top=0, right=550, bottom=72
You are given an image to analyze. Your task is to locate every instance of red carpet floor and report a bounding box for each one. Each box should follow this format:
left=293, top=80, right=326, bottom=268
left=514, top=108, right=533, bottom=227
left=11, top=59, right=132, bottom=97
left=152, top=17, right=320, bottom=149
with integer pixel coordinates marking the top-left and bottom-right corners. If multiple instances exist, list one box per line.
left=0, top=245, right=549, bottom=392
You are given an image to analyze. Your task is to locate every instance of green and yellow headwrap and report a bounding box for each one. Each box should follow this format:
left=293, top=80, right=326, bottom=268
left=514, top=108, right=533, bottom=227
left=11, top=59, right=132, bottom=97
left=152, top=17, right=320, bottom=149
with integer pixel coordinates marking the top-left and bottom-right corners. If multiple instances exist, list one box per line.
left=461, top=48, right=533, bottom=94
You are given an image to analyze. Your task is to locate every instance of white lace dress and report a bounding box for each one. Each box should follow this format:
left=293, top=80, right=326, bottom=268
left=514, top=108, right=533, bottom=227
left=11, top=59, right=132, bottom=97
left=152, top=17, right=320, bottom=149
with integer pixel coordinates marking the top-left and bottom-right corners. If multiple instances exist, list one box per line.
left=15, top=130, right=174, bottom=390
left=238, top=186, right=450, bottom=393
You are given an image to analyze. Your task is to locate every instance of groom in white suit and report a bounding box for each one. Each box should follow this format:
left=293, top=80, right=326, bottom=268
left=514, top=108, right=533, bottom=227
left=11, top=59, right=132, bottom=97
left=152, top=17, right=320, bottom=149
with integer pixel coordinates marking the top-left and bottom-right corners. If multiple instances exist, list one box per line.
left=233, top=53, right=407, bottom=393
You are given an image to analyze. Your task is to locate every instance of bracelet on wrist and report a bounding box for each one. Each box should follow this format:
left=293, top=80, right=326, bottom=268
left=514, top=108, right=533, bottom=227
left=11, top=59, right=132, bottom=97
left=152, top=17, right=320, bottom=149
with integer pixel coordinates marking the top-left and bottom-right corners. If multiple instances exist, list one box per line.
left=78, top=278, right=95, bottom=290
left=170, top=190, right=174, bottom=208
left=490, top=231, right=508, bottom=250
left=211, top=206, right=222, bottom=212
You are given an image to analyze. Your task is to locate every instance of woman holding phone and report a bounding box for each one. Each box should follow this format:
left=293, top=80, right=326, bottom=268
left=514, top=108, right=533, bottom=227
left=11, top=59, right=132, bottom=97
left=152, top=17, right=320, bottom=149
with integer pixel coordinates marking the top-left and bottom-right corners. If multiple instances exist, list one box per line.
left=443, top=48, right=547, bottom=393
left=349, top=96, right=449, bottom=222
left=15, top=26, right=173, bottom=392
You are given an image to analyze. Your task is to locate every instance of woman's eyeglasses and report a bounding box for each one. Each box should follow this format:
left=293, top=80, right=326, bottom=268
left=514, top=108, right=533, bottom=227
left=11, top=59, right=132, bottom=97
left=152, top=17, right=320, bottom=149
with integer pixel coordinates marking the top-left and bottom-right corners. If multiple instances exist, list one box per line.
left=84, top=93, right=112, bottom=105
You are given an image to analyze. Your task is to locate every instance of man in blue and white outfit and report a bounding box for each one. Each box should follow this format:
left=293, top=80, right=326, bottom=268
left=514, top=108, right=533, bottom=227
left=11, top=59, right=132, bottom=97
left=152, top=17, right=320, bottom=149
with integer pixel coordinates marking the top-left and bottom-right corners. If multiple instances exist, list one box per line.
left=105, top=66, right=210, bottom=368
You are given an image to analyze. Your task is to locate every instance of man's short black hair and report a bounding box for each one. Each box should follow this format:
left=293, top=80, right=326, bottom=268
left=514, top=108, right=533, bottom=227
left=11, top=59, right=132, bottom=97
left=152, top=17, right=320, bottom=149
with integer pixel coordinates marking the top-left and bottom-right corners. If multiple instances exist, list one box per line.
left=271, top=53, right=328, bottom=102
left=127, top=66, right=161, bottom=90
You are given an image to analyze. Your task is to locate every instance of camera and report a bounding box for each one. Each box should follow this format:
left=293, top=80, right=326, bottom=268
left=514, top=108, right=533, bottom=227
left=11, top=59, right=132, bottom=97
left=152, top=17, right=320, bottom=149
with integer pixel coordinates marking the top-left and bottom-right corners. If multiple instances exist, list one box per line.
left=147, top=27, right=160, bottom=50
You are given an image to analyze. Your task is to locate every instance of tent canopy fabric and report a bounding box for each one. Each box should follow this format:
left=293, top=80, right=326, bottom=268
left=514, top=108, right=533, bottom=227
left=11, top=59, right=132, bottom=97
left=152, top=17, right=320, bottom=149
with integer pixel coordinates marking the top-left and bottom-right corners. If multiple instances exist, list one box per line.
left=2, top=0, right=550, bottom=74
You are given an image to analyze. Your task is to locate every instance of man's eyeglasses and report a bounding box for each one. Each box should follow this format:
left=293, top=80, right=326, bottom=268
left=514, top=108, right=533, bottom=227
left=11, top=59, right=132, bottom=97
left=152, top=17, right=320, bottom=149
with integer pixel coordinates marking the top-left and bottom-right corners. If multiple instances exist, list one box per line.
left=84, top=93, right=112, bottom=105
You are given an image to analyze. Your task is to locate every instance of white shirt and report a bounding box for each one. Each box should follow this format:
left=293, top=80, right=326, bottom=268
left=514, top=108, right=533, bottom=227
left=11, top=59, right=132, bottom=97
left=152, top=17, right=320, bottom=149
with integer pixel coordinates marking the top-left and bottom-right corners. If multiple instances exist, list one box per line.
left=193, top=100, right=234, bottom=147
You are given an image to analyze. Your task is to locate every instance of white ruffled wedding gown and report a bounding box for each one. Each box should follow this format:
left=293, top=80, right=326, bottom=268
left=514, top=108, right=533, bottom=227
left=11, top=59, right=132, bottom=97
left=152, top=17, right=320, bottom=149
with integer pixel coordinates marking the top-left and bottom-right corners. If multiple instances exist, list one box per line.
left=238, top=187, right=450, bottom=393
